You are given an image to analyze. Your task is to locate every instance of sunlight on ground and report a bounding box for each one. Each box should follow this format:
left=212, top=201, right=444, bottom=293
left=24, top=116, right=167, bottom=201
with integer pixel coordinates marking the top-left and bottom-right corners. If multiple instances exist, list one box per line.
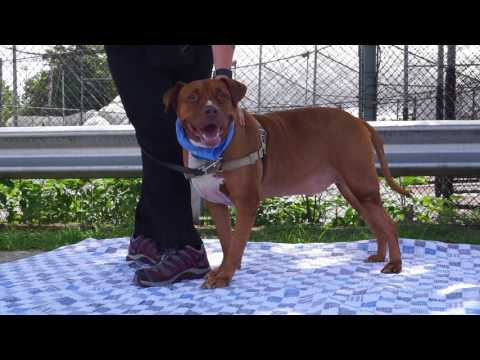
left=437, top=283, right=478, bottom=296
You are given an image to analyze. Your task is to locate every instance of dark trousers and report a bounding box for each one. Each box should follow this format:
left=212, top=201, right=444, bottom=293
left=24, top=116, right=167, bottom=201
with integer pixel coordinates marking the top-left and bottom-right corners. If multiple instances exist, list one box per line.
left=105, top=45, right=213, bottom=250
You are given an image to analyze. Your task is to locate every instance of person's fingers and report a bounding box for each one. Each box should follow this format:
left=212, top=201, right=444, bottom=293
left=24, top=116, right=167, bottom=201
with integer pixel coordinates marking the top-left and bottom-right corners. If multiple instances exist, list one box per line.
left=237, top=107, right=246, bottom=127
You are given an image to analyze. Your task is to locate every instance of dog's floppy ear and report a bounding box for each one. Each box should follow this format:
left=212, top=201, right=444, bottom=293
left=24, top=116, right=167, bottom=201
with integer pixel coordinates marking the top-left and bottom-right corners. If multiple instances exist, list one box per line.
left=218, top=78, right=247, bottom=106
left=163, top=82, right=185, bottom=112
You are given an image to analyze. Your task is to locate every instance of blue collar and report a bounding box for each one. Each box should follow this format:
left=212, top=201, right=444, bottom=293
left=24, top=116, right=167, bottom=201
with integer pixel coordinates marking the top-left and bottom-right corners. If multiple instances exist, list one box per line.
left=175, top=119, right=235, bottom=161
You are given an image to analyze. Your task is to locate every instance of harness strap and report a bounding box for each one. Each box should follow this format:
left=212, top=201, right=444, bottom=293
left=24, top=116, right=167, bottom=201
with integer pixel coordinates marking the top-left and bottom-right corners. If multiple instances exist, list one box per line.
left=142, top=126, right=268, bottom=180
left=220, top=127, right=267, bottom=172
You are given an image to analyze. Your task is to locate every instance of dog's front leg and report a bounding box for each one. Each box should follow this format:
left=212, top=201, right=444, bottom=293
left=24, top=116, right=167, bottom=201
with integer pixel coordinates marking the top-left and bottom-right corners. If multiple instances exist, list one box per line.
left=205, top=201, right=241, bottom=278
left=202, top=197, right=259, bottom=289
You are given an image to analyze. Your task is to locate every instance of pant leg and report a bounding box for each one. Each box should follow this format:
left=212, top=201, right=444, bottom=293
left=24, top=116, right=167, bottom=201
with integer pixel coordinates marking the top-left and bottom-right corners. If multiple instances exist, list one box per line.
left=105, top=45, right=212, bottom=250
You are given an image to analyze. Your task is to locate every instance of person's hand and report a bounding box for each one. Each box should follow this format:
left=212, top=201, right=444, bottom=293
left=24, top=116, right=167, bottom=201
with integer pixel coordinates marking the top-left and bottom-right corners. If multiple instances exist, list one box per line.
left=215, top=74, right=246, bottom=127
left=235, top=106, right=246, bottom=127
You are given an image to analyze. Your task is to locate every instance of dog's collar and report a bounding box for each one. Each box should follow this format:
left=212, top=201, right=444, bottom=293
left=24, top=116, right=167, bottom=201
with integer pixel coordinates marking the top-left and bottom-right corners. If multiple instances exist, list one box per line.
left=184, top=126, right=268, bottom=180
left=176, top=119, right=235, bottom=161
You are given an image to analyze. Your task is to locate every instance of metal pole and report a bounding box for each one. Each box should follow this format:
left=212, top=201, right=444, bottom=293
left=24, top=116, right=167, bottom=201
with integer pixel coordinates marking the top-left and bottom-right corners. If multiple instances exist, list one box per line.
left=62, top=66, right=65, bottom=125
left=403, top=45, right=409, bottom=120
left=445, top=45, right=457, bottom=120
left=305, top=52, right=309, bottom=104
left=313, top=45, right=318, bottom=106
left=436, top=45, right=456, bottom=199
left=12, top=46, right=18, bottom=127
left=80, top=51, right=85, bottom=125
left=413, top=97, right=417, bottom=120
left=48, top=69, right=53, bottom=107
left=0, top=58, right=3, bottom=125
left=436, top=45, right=444, bottom=120
left=257, top=45, right=262, bottom=113
left=359, top=46, right=363, bottom=117
left=472, top=89, right=476, bottom=120
left=359, top=45, right=378, bottom=121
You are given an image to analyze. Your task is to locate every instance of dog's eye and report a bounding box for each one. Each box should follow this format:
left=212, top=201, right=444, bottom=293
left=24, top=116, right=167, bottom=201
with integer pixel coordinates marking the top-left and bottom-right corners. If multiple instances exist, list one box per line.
left=187, top=93, right=198, bottom=102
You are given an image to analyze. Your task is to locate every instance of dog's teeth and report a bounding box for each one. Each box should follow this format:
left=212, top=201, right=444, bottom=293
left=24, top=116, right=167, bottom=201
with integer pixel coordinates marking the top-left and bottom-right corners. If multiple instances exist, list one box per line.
left=201, top=132, right=220, bottom=142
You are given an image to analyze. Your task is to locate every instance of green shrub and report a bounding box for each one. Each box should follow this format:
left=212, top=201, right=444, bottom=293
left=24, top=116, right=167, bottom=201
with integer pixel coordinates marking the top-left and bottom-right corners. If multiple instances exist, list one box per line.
left=0, top=178, right=141, bottom=226
left=0, top=176, right=477, bottom=228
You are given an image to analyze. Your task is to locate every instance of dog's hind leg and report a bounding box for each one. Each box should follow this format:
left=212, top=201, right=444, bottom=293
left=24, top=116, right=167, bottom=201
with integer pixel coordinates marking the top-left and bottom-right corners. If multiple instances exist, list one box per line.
left=336, top=180, right=402, bottom=274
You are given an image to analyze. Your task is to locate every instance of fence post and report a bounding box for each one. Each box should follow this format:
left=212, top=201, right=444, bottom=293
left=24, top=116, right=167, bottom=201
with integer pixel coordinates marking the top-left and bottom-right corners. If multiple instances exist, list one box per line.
left=472, top=89, right=476, bottom=120
left=12, top=46, right=18, bottom=127
left=445, top=45, right=457, bottom=120
left=412, top=96, right=417, bottom=120
left=436, top=45, right=444, bottom=120
left=304, top=51, right=309, bottom=104
left=403, top=45, right=409, bottom=120
left=62, top=65, right=65, bottom=125
left=80, top=50, right=85, bottom=125
left=257, top=45, right=262, bottom=113
left=0, top=58, right=3, bottom=125
left=313, top=45, right=318, bottom=106
left=359, top=45, right=377, bottom=121
left=435, top=45, right=456, bottom=198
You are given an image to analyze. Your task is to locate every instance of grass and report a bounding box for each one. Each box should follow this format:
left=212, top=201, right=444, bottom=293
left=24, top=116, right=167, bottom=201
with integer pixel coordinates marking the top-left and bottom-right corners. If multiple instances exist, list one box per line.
left=0, top=222, right=479, bottom=252
left=0, top=224, right=134, bottom=251
left=199, top=223, right=480, bottom=244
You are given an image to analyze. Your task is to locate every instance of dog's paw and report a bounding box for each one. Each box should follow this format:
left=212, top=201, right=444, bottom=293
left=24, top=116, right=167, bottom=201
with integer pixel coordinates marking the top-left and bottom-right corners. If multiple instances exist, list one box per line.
left=365, top=255, right=386, bottom=263
left=207, top=267, right=222, bottom=278
left=201, top=270, right=233, bottom=289
left=381, top=261, right=402, bottom=274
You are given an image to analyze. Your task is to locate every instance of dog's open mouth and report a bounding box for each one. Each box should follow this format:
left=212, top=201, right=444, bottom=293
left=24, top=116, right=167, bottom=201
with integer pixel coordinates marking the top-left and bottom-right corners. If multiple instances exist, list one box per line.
left=188, top=123, right=223, bottom=147
left=201, top=124, right=222, bottom=147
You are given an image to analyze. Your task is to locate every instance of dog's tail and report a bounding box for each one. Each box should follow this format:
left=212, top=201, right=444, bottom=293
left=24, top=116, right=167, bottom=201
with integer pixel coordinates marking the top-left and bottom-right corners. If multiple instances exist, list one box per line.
left=362, top=121, right=412, bottom=197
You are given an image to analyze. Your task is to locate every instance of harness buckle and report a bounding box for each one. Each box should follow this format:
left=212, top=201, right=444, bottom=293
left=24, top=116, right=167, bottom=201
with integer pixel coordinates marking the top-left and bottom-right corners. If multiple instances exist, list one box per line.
left=198, top=157, right=223, bottom=175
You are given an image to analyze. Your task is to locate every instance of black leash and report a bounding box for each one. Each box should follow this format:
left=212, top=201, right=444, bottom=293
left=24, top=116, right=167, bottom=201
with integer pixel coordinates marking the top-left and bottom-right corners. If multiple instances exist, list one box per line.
left=140, top=147, right=217, bottom=179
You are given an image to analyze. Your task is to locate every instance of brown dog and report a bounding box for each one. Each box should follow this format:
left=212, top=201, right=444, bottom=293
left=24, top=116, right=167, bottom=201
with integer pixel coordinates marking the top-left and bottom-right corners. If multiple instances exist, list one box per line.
left=164, top=78, right=410, bottom=289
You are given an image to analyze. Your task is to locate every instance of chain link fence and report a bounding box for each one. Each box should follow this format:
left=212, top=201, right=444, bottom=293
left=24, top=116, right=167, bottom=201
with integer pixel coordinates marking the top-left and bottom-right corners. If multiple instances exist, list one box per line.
left=3, top=45, right=479, bottom=124
left=0, top=45, right=124, bottom=127
left=0, top=45, right=479, bottom=226
left=376, top=45, right=480, bottom=121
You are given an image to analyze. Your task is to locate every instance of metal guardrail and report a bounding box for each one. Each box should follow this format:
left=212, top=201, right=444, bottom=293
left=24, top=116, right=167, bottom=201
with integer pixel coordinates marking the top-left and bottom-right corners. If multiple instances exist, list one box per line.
left=0, top=121, right=479, bottom=179
left=0, top=125, right=140, bottom=178
left=374, top=120, right=480, bottom=177
left=0, top=121, right=479, bottom=223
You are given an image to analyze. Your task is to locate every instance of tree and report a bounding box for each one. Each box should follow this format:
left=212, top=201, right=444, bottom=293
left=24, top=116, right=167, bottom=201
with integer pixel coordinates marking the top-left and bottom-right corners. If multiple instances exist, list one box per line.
left=21, top=45, right=117, bottom=119
left=0, top=80, right=13, bottom=126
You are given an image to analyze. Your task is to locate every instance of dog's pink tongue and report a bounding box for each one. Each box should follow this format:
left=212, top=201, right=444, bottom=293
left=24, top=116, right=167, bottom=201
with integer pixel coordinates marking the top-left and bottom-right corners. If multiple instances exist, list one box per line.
left=203, top=124, right=218, bottom=137
left=201, top=125, right=220, bottom=143
left=201, top=127, right=220, bottom=146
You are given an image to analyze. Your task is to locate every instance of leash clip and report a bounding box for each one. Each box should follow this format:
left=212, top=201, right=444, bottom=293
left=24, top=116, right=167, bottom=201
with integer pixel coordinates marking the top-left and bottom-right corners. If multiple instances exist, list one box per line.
left=198, top=157, right=223, bottom=175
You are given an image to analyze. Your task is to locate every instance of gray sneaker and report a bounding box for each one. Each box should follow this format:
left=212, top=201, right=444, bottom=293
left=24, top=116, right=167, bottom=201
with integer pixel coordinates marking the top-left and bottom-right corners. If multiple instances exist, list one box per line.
left=133, top=244, right=211, bottom=287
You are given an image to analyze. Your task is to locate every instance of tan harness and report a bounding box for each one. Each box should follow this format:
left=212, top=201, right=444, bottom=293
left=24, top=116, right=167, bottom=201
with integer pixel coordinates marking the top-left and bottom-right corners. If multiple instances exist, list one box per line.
left=184, top=126, right=267, bottom=180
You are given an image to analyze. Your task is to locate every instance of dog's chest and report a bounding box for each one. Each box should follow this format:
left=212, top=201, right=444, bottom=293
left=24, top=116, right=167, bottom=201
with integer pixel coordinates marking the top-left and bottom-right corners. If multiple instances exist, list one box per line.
left=188, top=153, right=233, bottom=206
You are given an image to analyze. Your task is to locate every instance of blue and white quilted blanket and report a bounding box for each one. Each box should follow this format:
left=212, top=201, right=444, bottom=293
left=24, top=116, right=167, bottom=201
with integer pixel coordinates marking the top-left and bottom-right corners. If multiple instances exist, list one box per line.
left=1, top=238, right=479, bottom=315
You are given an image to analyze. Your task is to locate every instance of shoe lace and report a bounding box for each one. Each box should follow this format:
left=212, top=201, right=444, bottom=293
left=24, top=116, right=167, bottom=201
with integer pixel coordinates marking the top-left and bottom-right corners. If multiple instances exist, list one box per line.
left=158, top=248, right=177, bottom=264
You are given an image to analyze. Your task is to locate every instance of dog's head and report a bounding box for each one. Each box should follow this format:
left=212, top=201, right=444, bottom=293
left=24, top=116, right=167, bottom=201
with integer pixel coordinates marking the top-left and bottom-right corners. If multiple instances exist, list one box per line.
left=163, top=78, right=247, bottom=147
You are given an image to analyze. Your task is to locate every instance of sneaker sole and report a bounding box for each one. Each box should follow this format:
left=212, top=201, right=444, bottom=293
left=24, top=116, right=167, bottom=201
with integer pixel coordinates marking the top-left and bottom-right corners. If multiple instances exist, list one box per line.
left=126, top=254, right=158, bottom=265
left=134, top=267, right=211, bottom=287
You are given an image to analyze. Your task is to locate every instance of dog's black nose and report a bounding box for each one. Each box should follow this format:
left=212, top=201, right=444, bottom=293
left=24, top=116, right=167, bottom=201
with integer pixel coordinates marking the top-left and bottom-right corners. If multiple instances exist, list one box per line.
left=205, top=105, right=218, bottom=116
